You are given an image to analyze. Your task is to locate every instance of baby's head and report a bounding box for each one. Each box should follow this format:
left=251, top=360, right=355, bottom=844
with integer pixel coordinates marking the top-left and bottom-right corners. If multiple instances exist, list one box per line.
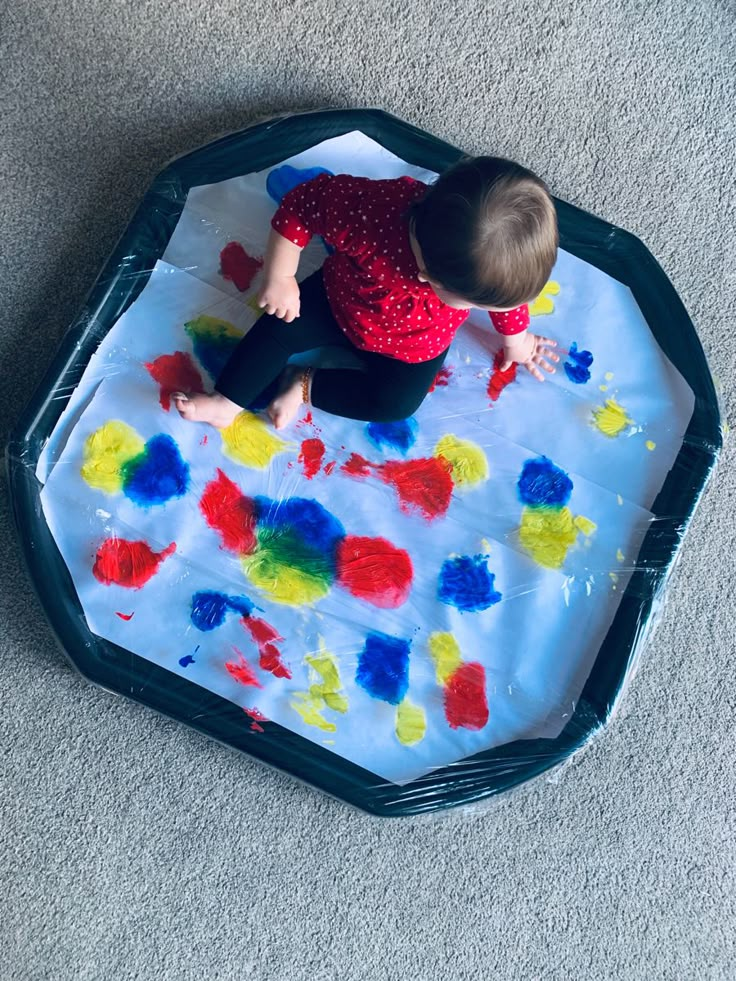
left=410, top=156, right=558, bottom=310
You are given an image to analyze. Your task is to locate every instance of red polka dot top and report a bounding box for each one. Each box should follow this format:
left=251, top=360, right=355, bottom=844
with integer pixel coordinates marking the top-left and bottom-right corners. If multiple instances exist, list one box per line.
left=271, top=173, right=529, bottom=364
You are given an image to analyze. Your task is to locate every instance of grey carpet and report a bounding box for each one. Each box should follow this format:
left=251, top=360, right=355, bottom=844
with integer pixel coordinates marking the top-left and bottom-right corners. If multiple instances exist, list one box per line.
left=2, top=1, right=735, bottom=979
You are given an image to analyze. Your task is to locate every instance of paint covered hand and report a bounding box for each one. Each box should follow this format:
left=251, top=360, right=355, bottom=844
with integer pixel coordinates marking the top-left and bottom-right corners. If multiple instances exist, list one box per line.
left=500, top=331, right=559, bottom=381
left=257, top=275, right=301, bottom=323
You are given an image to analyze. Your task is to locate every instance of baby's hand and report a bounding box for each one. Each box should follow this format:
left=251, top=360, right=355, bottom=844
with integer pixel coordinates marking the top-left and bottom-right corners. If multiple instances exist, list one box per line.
left=500, top=332, right=559, bottom=382
left=257, top=275, right=301, bottom=323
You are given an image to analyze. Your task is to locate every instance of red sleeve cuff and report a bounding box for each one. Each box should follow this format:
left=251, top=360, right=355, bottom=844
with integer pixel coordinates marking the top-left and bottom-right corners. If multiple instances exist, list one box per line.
left=489, top=304, right=530, bottom=336
left=270, top=210, right=311, bottom=248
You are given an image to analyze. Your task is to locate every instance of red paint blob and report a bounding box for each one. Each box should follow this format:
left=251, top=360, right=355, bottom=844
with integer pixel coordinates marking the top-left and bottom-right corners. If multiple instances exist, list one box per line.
left=115, top=612, right=134, bottom=621
left=298, top=437, right=325, bottom=479
left=444, top=662, right=489, bottom=730
left=341, top=453, right=454, bottom=521
left=93, top=539, right=176, bottom=589
left=243, top=706, right=268, bottom=732
left=145, top=351, right=205, bottom=411
left=200, top=469, right=257, bottom=554
left=225, top=647, right=263, bottom=688
left=219, top=241, right=263, bottom=291
left=340, top=452, right=373, bottom=478
left=428, top=365, right=453, bottom=392
left=243, top=617, right=291, bottom=679
left=323, top=461, right=336, bottom=476
left=487, top=351, right=518, bottom=403
left=336, top=535, right=413, bottom=608
left=382, top=457, right=454, bottom=521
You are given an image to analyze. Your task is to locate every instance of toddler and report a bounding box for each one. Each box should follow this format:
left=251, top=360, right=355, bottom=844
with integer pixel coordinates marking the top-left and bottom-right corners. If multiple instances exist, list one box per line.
left=173, top=156, right=559, bottom=430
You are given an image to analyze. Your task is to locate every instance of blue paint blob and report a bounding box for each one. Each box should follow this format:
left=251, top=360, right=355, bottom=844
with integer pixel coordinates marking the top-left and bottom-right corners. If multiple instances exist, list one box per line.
left=191, top=335, right=241, bottom=382
left=179, top=654, right=196, bottom=667
left=266, top=165, right=334, bottom=205
left=191, top=590, right=254, bottom=632
left=123, top=434, right=189, bottom=506
left=254, top=496, right=345, bottom=556
left=366, top=418, right=418, bottom=455
left=564, top=341, right=594, bottom=384
left=518, top=457, right=573, bottom=508
left=355, top=632, right=410, bottom=705
left=438, top=555, right=502, bottom=612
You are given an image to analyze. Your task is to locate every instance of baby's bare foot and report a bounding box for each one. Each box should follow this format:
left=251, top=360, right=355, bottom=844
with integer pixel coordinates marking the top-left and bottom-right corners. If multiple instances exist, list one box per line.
left=172, top=392, right=242, bottom=429
left=267, top=367, right=309, bottom=430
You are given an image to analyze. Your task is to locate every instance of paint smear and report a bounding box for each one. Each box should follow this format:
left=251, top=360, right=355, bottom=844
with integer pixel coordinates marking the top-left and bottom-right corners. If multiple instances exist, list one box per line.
left=518, top=457, right=573, bottom=507
left=519, top=506, right=578, bottom=569
left=179, top=654, right=196, bottom=667
left=563, top=341, right=594, bottom=384
left=428, top=632, right=462, bottom=685
left=342, top=453, right=454, bottom=521
left=266, top=164, right=334, bottom=205
left=243, top=706, right=267, bottom=732
left=145, top=351, right=204, bottom=411
left=225, top=647, right=263, bottom=688
left=81, top=421, right=145, bottom=493
left=592, top=398, right=633, bottom=438
left=299, top=437, right=325, bottom=479
left=646, top=440, right=656, bottom=451
left=574, top=515, right=597, bottom=536
left=190, top=589, right=254, bottom=631
left=335, top=535, right=413, bottom=608
left=221, top=412, right=291, bottom=469
left=93, top=539, right=176, bottom=588
left=395, top=699, right=426, bottom=746
left=529, top=280, right=560, bottom=316
left=199, top=469, right=258, bottom=554
left=366, top=418, right=418, bottom=455
left=487, top=350, right=518, bottom=403
left=115, top=612, right=134, bottom=621
left=444, top=662, right=489, bottom=730
left=219, top=242, right=263, bottom=292
left=428, top=366, right=453, bottom=393
left=356, top=632, right=410, bottom=705
left=184, top=315, right=242, bottom=380
left=434, top=435, right=488, bottom=487
left=438, top=554, right=502, bottom=612
left=291, top=642, right=348, bottom=732
left=428, top=632, right=489, bottom=731
left=122, top=434, right=189, bottom=507
left=291, top=693, right=337, bottom=732
left=243, top=617, right=290, bottom=679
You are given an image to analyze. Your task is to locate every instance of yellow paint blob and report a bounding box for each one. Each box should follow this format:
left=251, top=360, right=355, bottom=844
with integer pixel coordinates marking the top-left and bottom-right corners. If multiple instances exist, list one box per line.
left=605, top=372, right=614, bottom=381
left=616, top=549, right=625, bottom=563
left=591, top=399, right=633, bottom=438
left=519, top=506, right=578, bottom=569
left=646, top=440, right=656, bottom=451
left=291, top=642, right=347, bottom=732
left=428, top=632, right=462, bottom=685
left=609, top=572, right=619, bottom=584
left=395, top=699, right=427, bottom=746
left=434, top=435, right=488, bottom=487
left=221, top=411, right=291, bottom=468
left=529, top=280, right=561, bottom=316
left=81, top=420, right=145, bottom=493
left=306, top=644, right=348, bottom=715
left=574, top=514, right=598, bottom=537
left=241, top=555, right=330, bottom=605
left=290, top=693, right=336, bottom=732
left=599, top=385, right=609, bottom=392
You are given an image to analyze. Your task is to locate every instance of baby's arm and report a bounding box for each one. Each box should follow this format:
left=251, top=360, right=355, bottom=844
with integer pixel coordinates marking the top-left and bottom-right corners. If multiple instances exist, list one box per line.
left=257, top=228, right=303, bottom=322
left=489, top=305, right=559, bottom=382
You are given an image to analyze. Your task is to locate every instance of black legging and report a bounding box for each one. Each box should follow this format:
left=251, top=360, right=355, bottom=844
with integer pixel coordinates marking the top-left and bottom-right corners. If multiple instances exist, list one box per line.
left=215, top=269, right=448, bottom=422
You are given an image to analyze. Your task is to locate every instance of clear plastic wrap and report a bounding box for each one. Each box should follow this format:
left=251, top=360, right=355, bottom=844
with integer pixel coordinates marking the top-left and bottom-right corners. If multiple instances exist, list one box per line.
left=6, top=109, right=722, bottom=816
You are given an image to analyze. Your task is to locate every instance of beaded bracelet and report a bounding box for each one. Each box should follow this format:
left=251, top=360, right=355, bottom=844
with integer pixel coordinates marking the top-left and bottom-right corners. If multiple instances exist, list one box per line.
left=301, top=367, right=312, bottom=404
